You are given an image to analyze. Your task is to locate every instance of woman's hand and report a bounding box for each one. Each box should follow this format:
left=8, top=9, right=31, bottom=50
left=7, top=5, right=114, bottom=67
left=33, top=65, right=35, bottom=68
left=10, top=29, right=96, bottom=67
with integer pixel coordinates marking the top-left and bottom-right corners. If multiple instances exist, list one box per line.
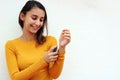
left=44, top=46, right=58, bottom=63
left=59, top=29, right=71, bottom=48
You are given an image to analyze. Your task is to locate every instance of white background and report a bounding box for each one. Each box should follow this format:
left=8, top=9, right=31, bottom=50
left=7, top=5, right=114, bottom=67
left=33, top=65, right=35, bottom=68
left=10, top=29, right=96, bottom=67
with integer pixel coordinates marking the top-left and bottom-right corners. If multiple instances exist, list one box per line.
left=0, top=0, right=120, bottom=80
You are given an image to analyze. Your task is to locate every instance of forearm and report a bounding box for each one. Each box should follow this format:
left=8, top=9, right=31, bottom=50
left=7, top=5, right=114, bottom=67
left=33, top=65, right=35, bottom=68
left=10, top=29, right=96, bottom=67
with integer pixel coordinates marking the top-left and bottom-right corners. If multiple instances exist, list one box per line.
left=48, top=49, right=65, bottom=79
left=9, top=58, right=48, bottom=80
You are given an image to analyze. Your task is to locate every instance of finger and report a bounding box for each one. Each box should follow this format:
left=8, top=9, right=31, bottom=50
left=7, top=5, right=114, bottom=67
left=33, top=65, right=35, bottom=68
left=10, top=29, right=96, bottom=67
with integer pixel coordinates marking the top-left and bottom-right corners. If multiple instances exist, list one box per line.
left=61, top=33, right=71, bottom=38
left=49, top=52, right=58, bottom=57
left=63, top=37, right=71, bottom=40
left=63, top=33, right=71, bottom=39
left=63, top=29, right=70, bottom=33
left=62, top=30, right=71, bottom=36
left=50, top=55, right=58, bottom=59
left=49, top=55, right=58, bottom=62
left=62, top=31, right=70, bottom=35
left=63, top=33, right=71, bottom=37
left=50, top=58, right=57, bottom=62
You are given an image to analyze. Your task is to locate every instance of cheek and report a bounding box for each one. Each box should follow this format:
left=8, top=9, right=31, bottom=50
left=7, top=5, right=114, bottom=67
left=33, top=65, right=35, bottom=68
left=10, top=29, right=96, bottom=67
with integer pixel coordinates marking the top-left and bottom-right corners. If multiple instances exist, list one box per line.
left=26, top=19, right=35, bottom=25
left=41, top=22, right=44, bottom=26
left=42, top=22, right=45, bottom=26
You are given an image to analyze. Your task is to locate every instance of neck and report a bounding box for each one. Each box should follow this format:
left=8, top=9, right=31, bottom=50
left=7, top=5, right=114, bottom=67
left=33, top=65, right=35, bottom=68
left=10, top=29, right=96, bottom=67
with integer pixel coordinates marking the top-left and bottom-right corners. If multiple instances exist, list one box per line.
left=20, top=32, right=36, bottom=41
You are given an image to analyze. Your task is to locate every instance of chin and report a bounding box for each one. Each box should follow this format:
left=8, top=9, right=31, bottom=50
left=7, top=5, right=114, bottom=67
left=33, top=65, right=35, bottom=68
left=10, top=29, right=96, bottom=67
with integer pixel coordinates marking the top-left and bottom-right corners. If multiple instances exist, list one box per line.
left=30, top=30, right=38, bottom=34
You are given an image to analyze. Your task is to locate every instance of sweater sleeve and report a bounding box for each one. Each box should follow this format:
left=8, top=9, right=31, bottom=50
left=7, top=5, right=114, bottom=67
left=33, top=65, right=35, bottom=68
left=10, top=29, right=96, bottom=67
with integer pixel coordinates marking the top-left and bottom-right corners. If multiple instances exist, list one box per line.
left=49, top=51, right=65, bottom=79
left=5, top=41, right=48, bottom=80
left=47, top=36, right=65, bottom=79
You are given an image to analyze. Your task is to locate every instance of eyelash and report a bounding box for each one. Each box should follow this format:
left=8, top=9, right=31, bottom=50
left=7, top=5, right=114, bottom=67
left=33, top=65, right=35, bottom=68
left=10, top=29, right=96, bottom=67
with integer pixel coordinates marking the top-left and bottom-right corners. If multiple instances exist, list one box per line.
left=32, top=17, right=44, bottom=22
left=40, top=19, right=44, bottom=22
left=32, top=17, right=37, bottom=20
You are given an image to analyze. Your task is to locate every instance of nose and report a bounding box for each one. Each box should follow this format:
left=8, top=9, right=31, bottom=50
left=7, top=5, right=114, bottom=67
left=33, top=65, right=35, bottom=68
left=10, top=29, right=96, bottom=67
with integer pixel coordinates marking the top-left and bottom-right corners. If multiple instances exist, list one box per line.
left=35, top=20, right=41, bottom=26
left=35, top=20, right=43, bottom=26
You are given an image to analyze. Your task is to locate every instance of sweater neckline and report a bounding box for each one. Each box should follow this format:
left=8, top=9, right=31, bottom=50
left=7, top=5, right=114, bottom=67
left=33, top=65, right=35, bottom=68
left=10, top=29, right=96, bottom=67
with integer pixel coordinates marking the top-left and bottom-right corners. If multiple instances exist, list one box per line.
left=16, top=37, right=36, bottom=43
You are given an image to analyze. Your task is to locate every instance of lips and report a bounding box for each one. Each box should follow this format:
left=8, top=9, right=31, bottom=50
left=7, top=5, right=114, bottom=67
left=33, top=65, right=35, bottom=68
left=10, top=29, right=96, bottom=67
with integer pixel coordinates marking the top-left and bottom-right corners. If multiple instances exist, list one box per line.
left=32, top=25, right=40, bottom=30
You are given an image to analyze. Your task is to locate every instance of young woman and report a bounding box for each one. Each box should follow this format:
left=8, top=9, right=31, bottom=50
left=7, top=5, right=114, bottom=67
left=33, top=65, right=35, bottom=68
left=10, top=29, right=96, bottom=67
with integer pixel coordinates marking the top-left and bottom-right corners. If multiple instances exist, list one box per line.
left=5, top=0, right=71, bottom=80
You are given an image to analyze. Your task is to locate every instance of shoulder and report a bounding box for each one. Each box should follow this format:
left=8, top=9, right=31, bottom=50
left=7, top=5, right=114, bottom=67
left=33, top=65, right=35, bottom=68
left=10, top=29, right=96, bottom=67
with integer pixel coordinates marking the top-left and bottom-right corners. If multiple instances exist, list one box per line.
left=45, top=35, right=58, bottom=45
left=46, top=35, right=57, bottom=41
left=5, top=38, right=19, bottom=48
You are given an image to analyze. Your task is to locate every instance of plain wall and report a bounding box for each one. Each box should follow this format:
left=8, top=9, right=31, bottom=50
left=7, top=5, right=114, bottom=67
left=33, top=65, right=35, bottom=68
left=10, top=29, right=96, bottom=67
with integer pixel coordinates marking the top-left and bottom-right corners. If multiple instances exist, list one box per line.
left=0, top=0, right=120, bottom=80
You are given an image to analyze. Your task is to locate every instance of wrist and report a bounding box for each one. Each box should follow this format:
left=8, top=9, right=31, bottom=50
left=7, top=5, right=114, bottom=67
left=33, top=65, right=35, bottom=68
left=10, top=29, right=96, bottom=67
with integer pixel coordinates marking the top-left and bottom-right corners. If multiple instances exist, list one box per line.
left=58, top=46, right=65, bottom=54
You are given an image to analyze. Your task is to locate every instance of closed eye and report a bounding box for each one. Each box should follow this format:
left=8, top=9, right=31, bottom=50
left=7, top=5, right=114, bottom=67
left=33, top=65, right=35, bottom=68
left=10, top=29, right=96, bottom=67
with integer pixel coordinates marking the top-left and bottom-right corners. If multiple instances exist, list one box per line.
left=40, top=19, right=44, bottom=22
left=40, top=17, right=44, bottom=22
left=31, top=15, right=37, bottom=20
left=32, top=17, right=37, bottom=20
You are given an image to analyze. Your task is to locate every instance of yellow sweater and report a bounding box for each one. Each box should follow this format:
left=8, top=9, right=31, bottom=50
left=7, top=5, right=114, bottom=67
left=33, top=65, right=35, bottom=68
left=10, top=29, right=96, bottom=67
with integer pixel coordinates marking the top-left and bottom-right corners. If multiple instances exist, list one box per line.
left=5, top=36, right=65, bottom=80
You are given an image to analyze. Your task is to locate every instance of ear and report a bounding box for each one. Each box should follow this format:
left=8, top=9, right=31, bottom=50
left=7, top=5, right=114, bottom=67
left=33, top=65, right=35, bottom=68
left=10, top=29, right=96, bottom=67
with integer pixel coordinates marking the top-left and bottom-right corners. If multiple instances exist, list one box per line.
left=20, top=12, right=25, bottom=21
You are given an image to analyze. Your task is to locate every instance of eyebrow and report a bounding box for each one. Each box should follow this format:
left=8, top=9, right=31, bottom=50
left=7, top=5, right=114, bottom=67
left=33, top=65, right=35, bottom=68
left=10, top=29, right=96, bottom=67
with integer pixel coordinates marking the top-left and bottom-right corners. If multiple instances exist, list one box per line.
left=31, top=14, right=44, bottom=19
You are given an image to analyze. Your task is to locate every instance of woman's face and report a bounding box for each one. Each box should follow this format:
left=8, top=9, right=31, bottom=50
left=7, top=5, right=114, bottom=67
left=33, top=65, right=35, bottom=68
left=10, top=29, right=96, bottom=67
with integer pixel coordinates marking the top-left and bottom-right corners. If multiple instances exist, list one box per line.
left=20, top=7, right=45, bottom=34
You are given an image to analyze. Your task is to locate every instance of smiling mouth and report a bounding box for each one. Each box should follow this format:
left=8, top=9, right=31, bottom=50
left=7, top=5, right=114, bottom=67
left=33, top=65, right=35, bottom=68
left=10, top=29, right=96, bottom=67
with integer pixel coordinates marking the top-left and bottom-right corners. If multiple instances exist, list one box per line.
left=32, top=25, right=40, bottom=30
